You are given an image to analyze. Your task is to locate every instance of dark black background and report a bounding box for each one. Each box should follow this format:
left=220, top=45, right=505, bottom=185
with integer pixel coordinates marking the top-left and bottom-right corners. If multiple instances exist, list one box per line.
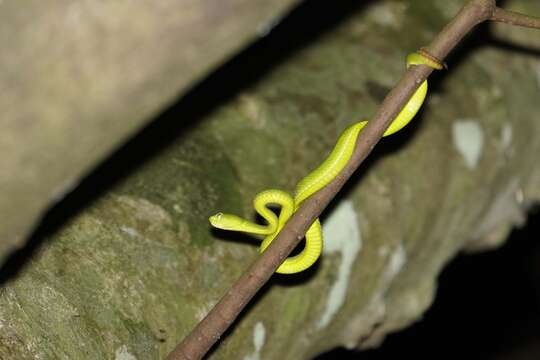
left=317, top=208, right=540, bottom=360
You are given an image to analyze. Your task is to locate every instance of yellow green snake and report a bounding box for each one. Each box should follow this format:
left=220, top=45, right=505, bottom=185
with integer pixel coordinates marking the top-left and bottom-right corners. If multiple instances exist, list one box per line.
left=209, top=52, right=442, bottom=274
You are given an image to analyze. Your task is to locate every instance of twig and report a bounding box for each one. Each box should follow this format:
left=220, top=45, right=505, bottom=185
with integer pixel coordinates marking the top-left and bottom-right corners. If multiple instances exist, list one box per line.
left=167, top=1, right=539, bottom=359
left=491, top=7, right=540, bottom=29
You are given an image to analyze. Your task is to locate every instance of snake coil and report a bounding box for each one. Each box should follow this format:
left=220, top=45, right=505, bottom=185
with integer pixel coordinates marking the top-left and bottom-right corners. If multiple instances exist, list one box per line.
left=209, top=52, right=442, bottom=274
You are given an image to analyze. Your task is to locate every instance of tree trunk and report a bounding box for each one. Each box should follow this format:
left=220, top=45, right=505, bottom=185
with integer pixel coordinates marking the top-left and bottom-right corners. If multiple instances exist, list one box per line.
left=0, top=0, right=301, bottom=263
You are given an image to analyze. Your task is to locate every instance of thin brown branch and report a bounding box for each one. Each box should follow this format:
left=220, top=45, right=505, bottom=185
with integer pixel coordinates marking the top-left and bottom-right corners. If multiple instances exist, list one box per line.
left=167, top=0, right=540, bottom=359
left=491, top=7, right=540, bottom=29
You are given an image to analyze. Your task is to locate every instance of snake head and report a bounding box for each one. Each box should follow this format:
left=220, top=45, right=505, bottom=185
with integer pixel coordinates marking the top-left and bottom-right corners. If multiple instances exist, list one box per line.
left=209, top=212, right=244, bottom=231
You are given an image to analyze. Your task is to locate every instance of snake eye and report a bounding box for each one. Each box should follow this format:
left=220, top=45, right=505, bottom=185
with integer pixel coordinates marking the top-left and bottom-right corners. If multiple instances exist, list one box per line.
left=209, top=212, right=225, bottom=227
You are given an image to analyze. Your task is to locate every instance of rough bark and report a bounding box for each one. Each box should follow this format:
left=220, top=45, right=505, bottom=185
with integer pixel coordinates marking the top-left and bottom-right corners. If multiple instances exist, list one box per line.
left=0, top=0, right=301, bottom=263
left=1, top=0, right=539, bottom=359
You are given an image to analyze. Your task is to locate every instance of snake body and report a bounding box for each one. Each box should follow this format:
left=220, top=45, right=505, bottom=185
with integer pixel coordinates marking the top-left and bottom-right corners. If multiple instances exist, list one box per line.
left=209, top=52, right=442, bottom=274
